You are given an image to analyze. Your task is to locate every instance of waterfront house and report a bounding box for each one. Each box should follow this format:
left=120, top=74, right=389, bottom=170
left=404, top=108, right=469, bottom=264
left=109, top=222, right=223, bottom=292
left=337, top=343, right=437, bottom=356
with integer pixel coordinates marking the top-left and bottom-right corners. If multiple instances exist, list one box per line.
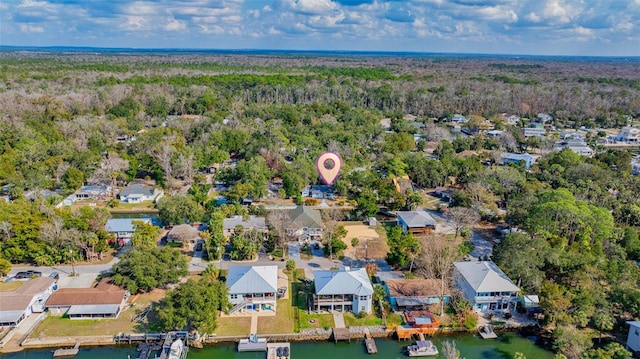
left=453, top=261, right=520, bottom=313
left=118, top=183, right=162, bottom=203
left=627, top=321, right=640, bottom=353
left=105, top=218, right=151, bottom=245
left=384, top=279, right=450, bottom=311
left=313, top=267, right=373, bottom=314
left=227, top=266, right=278, bottom=314
left=45, top=279, right=128, bottom=319
left=0, top=277, right=56, bottom=327
left=500, top=152, right=535, bottom=170
left=74, top=185, right=111, bottom=201
left=288, top=206, right=323, bottom=242
left=396, top=211, right=437, bottom=234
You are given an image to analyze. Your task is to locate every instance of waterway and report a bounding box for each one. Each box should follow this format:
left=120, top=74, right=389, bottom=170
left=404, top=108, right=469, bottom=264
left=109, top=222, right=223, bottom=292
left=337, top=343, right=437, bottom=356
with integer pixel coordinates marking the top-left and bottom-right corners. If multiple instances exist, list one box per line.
left=1, top=333, right=553, bottom=359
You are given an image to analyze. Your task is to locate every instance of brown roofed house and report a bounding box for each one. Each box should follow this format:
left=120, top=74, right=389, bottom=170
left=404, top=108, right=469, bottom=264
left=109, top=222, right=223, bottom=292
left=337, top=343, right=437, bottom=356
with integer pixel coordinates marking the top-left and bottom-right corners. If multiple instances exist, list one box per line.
left=385, top=279, right=450, bottom=311
left=45, top=278, right=128, bottom=319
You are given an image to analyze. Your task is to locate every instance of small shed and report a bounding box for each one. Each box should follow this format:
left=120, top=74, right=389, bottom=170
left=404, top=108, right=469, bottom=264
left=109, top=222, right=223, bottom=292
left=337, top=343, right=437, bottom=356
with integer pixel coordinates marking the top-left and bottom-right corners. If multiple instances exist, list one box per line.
left=368, top=217, right=377, bottom=227
left=627, top=321, right=640, bottom=353
left=167, top=224, right=200, bottom=249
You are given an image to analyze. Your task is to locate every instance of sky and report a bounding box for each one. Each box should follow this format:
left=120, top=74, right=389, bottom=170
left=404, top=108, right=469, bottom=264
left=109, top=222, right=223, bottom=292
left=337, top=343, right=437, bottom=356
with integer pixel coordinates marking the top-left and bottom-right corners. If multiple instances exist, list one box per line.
left=0, top=0, right=639, bottom=56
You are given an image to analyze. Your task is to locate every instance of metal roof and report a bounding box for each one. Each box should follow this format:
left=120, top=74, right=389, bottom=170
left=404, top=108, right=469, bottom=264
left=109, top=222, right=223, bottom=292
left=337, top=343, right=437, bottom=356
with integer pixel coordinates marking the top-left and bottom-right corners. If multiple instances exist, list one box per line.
left=0, top=310, right=25, bottom=324
left=67, top=304, right=121, bottom=316
left=227, top=266, right=278, bottom=294
left=105, top=218, right=151, bottom=233
left=119, top=184, right=156, bottom=198
left=396, top=211, right=437, bottom=228
left=314, top=268, right=373, bottom=296
left=223, top=216, right=267, bottom=231
left=454, top=261, right=519, bottom=293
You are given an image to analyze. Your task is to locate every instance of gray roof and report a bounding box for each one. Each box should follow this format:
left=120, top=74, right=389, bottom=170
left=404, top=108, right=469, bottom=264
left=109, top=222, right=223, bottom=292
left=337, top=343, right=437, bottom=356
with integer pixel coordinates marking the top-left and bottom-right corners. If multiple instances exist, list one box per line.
left=289, top=206, right=323, bottom=229
left=223, top=216, right=267, bottom=231
left=454, top=261, right=519, bottom=293
left=105, top=218, right=151, bottom=233
left=396, top=211, right=437, bottom=228
left=119, top=183, right=156, bottom=198
left=314, top=268, right=373, bottom=296
left=501, top=152, right=534, bottom=161
left=227, top=266, right=278, bottom=294
left=628, top=321, right=640, bottom=328
left=67, top=304, right=121, bottom=316
left=0, top=310, right=25, bottom=324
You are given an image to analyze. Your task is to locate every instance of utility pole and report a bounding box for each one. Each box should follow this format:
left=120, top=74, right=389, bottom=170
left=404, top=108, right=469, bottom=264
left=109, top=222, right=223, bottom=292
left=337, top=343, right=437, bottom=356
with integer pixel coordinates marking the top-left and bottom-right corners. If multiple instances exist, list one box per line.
left=69, top=247, right=77, bottom=276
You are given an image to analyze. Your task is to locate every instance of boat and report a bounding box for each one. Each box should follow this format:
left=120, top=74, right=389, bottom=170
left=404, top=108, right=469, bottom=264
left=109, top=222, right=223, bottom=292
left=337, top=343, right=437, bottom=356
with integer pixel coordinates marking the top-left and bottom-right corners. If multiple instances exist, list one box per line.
left=167, top=339, right=186, bottom=359
left=405, top=340, right=439, bottom=357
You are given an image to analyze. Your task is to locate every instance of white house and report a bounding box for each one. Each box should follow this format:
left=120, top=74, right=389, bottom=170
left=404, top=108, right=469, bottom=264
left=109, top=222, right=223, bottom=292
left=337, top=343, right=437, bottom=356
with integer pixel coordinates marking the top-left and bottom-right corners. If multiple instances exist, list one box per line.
left=223, top=215, right=268, bottom=237
left=522, top=123, right=546, bottom=138
left=554, top=140, right=594, bottom=157
left=227, top=266, right=278, bottom=314
left=615, top=126, right=640, bottom=143
left=313, top=267, right=373, bottom=314
left=537, top=113, right=553, bottom=123
left=0, top=277, right=56, bottom=327
left=451, top=114, right=468, bottom=124
left=453, top=261, right=520, bottom=313
left=118, top=183, right=162, bottom=203
left=627, top=321, right=640, bottom=353
left=503, top=114, right=520, bottom=125
left=500, top=152, right=535, bottom=170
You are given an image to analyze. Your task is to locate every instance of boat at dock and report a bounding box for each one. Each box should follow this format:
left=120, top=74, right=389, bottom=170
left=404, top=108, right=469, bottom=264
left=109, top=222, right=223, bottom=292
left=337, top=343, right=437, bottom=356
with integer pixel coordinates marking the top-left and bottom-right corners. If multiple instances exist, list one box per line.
left=405, top=340, right=439, bottom=357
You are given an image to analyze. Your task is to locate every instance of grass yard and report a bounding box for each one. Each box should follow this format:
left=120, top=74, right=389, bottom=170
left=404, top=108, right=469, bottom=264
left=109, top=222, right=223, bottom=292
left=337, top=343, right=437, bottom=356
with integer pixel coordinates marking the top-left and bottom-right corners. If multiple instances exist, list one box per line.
left=214, top=316, right=252, bottom=336
left=257, top=298, right=295, bottom=334
left=30, top=289, right=164, bottom=338
left=0, top=281, right=24, bottom=292
left=343, top=312, right=383, bottom=327
left=299, top=312, right=334, bottom=330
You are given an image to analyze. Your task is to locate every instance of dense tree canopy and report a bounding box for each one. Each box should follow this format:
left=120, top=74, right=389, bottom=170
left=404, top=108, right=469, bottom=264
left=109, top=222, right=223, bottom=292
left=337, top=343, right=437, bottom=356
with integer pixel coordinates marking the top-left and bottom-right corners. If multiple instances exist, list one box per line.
left=111, top=247, right=187, bottom=293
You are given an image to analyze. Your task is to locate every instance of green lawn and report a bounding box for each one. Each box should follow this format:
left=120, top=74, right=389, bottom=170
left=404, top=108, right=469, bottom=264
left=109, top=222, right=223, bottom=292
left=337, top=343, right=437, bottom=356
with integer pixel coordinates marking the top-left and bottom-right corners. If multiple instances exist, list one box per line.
left=215, top=316, right=252, bottom=336
left=0, top=281, right=24, bottom=292
left=343, top=312, right=383, bottom=327
left=299, top=312, right=334, bottom=329
left=257, top=297, right=295, bottom=334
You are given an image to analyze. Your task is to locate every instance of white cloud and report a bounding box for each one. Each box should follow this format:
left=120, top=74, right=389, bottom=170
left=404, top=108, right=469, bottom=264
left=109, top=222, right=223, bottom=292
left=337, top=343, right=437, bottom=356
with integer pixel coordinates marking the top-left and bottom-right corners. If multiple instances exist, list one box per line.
left=19, top=23, right=44, bottom=32
left=164, top=18, right=187, bottom=31
left=284, top=0, right=338, bottom=15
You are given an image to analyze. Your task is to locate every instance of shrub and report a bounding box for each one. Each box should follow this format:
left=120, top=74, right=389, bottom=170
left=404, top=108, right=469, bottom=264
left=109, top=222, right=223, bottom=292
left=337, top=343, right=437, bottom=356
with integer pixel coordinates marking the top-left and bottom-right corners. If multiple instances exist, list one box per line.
left=463, top=312, right=478, bottom=329
left=304, top=198, right=319, bottom=206
left=286, top=259, right=296, bottom=271
left=351, top=238, right=359, bottom=247
left=358, top=311, right=367, bottom=319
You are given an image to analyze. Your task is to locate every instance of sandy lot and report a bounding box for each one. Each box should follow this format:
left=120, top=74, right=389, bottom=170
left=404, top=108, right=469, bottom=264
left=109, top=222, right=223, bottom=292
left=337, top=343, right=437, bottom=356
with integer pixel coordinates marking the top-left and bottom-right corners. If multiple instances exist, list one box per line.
left=341, top=224, right=388, bottom=259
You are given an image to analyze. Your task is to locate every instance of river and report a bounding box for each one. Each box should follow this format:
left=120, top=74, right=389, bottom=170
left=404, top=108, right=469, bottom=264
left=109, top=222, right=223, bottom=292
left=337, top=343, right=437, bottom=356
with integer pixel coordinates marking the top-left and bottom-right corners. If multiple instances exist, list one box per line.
left=1, top=333, right=553, bottom=358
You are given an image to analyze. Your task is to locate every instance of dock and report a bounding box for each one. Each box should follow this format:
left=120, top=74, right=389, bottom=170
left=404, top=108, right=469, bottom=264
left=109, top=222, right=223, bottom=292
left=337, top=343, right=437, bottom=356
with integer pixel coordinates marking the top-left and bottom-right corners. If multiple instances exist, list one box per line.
left=238, top=334, right=268, bottom=352
left=332, top=328, right=350, bottom=343
left=479, top=324, right=498, bottom=339
left=363, top=328, right=377, bottom=354
left=266, top=342, right=291, bottom=359
left=52, top=342, right=79, bottom=358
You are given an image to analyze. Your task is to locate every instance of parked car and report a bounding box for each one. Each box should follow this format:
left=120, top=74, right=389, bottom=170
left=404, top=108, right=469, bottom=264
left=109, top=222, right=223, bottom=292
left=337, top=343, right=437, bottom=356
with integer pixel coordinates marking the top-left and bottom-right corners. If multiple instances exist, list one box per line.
left=49, top=272, right=59, bottom=280
left=15, top=270, right=42, bottom=279
left=195, top=242, right=203, bottom=251
left=277, top=286, right=287, bottom=298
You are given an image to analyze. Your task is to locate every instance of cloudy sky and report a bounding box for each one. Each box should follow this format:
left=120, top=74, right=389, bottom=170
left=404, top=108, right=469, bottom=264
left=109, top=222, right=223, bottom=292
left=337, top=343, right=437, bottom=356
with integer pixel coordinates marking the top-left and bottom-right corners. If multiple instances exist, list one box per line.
left=1, top=0, right=639, bottom=56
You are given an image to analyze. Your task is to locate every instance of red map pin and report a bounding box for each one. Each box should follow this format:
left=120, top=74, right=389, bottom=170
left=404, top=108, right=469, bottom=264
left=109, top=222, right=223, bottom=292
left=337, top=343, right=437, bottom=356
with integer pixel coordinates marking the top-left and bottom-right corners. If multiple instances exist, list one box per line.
left=316, top=152, right=342, bottom=185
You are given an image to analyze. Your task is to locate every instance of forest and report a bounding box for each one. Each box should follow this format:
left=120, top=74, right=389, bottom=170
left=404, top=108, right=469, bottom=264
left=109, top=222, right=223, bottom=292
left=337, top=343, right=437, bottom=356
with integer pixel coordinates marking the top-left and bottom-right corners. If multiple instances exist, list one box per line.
left=0, top=51, right=639, bottom=358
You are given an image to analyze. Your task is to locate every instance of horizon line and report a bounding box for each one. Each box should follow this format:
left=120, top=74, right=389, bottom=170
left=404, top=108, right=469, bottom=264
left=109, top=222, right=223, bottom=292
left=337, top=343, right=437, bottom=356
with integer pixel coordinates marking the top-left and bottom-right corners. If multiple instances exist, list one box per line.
left=1, top=45, right=639, bottom=60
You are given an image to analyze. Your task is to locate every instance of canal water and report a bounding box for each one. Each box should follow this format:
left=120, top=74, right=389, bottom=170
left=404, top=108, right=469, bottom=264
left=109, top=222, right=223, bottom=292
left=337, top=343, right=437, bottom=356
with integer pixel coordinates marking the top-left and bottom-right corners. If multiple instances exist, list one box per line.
left=1, top=333, right=553, bottom=358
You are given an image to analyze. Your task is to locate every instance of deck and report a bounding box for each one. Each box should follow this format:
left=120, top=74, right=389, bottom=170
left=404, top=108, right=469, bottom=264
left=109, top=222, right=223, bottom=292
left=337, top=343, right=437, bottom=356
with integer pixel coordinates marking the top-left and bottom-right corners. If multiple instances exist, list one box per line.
left=52, top=342, right=80, bottom=358
left=332, top=328, right=350, bottom=342
left=363, top=328, right=377, bottom=354
left=479, top=325, right=498, bottom=339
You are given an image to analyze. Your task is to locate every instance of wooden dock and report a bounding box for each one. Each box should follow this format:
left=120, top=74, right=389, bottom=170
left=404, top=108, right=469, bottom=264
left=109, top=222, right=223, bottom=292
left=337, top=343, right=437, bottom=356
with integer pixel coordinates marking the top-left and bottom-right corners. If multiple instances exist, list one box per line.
left=363, top=328, right=377, bottom=354
left=52, top=342, right=79, bottom=358
left=266, top=342, right=291, bottom=359
left=332, top=328, right=350, bottom=343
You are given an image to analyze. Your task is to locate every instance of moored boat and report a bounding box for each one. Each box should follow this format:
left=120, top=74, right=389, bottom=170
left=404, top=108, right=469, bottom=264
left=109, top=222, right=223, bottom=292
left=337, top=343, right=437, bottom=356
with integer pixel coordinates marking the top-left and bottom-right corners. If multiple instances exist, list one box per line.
left=405, top=340, right=439, bottom=357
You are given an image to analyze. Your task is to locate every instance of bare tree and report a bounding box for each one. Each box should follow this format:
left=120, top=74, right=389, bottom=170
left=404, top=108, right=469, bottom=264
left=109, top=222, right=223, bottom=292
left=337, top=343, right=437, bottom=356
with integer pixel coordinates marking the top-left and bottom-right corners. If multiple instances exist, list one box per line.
left=417, top=233, right=459, bottom=316
left=267, top=210, right=296, bottom=257
left=441, top=340, right=464, bottom=359
left=91, top=152, right=129, bottom=197
left=0, top=221, right=12, bottom=242
left=321, top=208, right=344, bottom=259
left=445, top=207, right=480, bottom=240
left=148, top=136, right=175, bottom=187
